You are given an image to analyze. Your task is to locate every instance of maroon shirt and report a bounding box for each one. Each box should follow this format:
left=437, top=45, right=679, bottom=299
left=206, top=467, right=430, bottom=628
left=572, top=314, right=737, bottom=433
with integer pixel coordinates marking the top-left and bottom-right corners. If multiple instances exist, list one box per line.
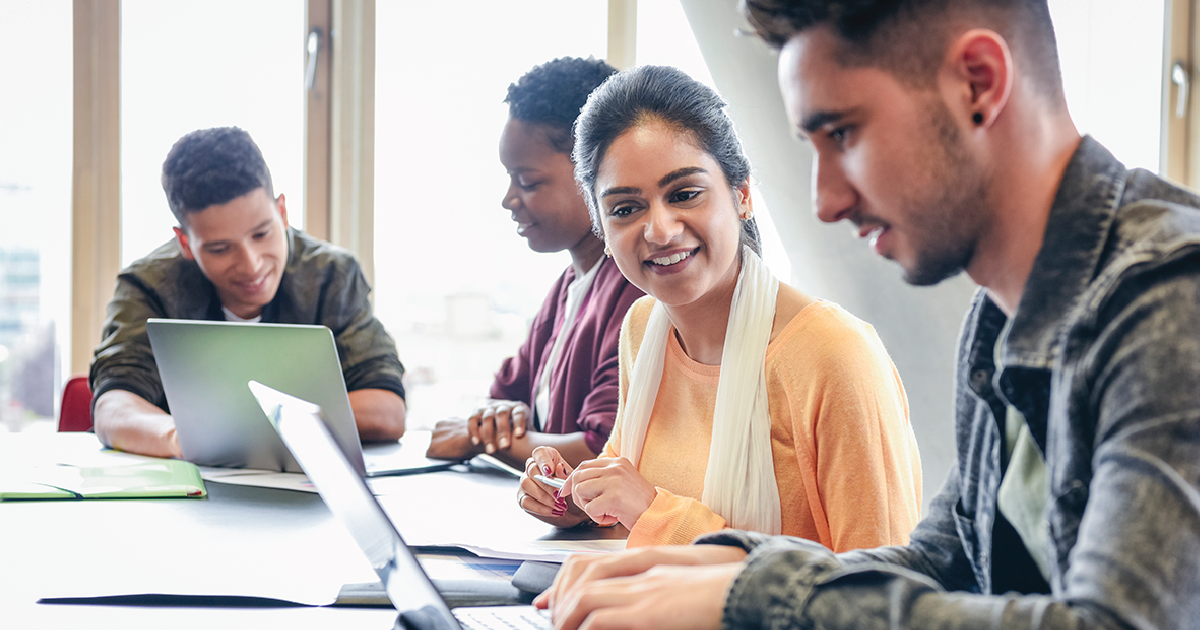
left=490, top=257, right=643, bottom=454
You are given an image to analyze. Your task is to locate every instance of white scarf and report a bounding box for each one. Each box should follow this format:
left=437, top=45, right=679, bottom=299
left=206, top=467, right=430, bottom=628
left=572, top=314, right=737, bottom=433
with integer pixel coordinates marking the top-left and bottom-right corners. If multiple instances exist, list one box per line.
left=620, top=246, right=782, bottom=535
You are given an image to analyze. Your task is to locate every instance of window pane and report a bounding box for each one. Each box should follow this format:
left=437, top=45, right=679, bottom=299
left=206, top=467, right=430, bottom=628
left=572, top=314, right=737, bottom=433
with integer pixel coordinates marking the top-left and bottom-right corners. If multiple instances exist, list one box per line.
left=120, top=0, right=305, bottom=267
left=1051, top=0, right=1165, bottom=172
left=0, top=0, right=72, bottom=431
left=374, top=1, right=607, bottom=428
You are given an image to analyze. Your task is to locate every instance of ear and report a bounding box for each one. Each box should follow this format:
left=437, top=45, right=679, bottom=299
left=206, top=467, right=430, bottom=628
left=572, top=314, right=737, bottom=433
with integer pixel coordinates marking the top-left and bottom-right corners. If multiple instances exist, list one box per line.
left=944, top=28, right=1013, bottom=128
left=735, top=181, right=753, bottom=219
left=275, top=193, right=290, bottom=229
left=174, top=226, right=196, bottom=261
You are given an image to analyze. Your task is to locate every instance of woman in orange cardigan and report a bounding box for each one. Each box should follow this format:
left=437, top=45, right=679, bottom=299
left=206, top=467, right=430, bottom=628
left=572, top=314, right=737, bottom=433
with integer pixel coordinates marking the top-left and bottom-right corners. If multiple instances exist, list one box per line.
left=516, top=65, right=923, bottom=551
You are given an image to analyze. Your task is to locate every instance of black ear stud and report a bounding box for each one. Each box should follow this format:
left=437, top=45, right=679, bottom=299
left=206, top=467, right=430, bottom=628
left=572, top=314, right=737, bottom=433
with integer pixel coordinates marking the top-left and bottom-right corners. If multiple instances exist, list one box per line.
left=972, top=112, right=984, bottom=125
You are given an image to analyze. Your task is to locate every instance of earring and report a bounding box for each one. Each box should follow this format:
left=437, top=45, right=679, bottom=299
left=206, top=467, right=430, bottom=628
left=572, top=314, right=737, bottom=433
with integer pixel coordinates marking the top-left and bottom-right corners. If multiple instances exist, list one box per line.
left=604, top=245, right=612, bottom=258
left=972, top=112, right=984, bottom=125
left=742, top=210, right=754, bottom=221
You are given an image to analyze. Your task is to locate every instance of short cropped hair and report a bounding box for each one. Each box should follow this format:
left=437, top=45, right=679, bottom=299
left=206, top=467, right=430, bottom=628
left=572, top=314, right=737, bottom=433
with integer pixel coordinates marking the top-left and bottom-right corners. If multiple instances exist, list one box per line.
left=161, top=127, right=274, bottom=227
left=505, top=57, right=619, bottom=154
left=743, top=0, right=1063, bottom=98
left=573, top=65, right=762, bottom=256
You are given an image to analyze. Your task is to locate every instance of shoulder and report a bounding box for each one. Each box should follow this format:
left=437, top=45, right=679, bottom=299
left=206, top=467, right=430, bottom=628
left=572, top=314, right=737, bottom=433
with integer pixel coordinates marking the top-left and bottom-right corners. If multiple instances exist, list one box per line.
left=121, top=239, right=205, bottom=289
left=619, top=295, right=658, bottom=361
left=1084, top=175, right=1200, bottom=321
left=766, top=298, right=894, bottom=379
left=287, top=228, right=364, bottom=277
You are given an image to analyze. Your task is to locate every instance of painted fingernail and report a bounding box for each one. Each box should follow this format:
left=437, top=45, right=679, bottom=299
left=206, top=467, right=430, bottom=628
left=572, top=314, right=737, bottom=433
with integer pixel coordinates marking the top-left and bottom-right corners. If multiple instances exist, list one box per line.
left=470, top=437, right=479, bottom=445
left=542, top=465, right=552, bottom=476
left=485, top=444, right=495, bottom=454
left=552, top=508, right=564, bottom=516
left=499, top=437, right=509, bottom=448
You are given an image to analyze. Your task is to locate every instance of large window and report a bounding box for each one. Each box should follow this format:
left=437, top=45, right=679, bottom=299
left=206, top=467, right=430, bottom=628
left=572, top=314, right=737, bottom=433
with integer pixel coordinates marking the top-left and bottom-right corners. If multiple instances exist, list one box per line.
left=1051, top=0, right=1165, bottom=172
left=120, top=0, right=306, bottom=267
left=373, top=2, right=608, bottom=428
left=0, top=0, right=73, bottom=430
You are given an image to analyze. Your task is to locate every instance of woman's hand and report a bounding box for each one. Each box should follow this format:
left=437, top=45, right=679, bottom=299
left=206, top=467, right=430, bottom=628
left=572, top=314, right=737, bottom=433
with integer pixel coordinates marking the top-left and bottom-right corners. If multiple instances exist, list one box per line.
left=560, top=457, right=657, bottom=529
left=517, top=447, right=588, bottom=528
left=468, top=399, right=529, bottom=454
left=425, top=418, right=480, bottom=460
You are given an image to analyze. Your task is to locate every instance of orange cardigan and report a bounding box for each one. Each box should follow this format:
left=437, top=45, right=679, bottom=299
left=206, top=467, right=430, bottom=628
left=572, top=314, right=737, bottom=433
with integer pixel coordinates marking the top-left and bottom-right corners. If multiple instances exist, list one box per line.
left=604, top=296, right=922, bottom=550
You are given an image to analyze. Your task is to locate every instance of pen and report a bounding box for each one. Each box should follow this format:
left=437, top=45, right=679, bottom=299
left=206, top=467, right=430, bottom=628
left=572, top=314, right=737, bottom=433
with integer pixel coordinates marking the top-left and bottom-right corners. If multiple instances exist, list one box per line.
left=534, top=474, right=566, bottom=489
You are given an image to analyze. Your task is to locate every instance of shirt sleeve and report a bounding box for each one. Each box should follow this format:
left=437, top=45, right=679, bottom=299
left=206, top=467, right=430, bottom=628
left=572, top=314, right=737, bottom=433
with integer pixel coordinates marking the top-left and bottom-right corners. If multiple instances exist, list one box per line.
left=89, top=273, right=173, bottom=411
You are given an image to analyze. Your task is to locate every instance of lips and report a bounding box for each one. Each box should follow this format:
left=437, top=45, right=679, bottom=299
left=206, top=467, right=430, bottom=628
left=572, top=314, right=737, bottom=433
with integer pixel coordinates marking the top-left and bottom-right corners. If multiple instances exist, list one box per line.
left=644, top=247, right=699, bottom=275
left=234, top=273, right=270, bottom=294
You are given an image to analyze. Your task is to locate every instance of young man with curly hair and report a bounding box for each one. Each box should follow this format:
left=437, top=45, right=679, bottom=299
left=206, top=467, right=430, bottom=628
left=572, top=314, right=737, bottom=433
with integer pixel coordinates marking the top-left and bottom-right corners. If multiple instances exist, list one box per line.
left=91, top=127, right=407, bottom=458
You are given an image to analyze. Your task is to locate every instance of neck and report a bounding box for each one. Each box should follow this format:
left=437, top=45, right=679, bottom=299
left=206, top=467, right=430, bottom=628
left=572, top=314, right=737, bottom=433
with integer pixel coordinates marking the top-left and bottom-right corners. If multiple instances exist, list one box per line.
left=662, top=257, right=740, bottom=366
left=568, top=233, right=606, bottom=276
left=967, top=102, right=1081, bottom=317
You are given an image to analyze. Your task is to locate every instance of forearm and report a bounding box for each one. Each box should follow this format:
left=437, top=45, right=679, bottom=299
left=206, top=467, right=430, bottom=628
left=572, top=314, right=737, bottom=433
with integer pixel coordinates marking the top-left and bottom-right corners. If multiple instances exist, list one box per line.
left=492, top=431, right=598, bottom=469
left=707, top=535, right=1128, bottom=630
left=92, top=389, right=180, bottom=458
left=349, top=389, right=406, bottom=441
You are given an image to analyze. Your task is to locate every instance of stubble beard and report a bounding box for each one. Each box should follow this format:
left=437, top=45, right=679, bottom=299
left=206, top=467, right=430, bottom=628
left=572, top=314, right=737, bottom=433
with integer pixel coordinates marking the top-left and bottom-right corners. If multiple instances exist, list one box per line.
left=899, top=100, right=990, bottom=287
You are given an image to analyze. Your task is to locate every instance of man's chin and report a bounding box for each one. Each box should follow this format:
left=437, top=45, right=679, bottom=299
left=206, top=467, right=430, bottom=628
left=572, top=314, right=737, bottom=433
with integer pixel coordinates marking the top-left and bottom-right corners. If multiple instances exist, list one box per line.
left=899, top=261, right=965, bottom=287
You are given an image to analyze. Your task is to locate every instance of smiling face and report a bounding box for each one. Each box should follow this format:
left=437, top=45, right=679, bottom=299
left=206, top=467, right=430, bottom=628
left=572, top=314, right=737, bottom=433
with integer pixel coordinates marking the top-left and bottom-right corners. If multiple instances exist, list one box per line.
left=174, top=187, right=289, bottom=319
left=779, top=26, right=991, bottom=286
left=595, top=119, right=750, bottom=309
left=498, top=117, right=596, bottom=255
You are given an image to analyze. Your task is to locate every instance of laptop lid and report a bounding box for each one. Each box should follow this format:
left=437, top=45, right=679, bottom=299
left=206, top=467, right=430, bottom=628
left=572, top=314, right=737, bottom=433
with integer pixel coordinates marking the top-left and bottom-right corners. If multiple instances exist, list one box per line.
left=249, top=380, right=463, bottom=630
left=147, top=319, right=366, bottom=475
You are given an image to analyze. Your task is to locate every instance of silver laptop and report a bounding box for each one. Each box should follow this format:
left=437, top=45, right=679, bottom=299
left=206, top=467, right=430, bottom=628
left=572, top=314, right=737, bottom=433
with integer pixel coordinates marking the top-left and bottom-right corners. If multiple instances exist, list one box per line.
left=249, top=381, right=551, bottom=630
left=146, top=318, right=454, bottom=476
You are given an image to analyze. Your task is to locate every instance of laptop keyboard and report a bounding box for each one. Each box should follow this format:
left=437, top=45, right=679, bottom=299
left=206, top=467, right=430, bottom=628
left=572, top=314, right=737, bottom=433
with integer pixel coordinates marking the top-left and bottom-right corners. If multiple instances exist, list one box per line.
left=453, top=606, right=552, bottom=630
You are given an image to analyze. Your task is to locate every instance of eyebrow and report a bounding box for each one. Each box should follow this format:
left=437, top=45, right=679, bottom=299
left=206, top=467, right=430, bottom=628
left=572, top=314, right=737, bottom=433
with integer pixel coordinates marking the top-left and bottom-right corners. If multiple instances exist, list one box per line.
left=599, top=166, right=710, bottom=199
left=800, top=110, right=848, bottom=135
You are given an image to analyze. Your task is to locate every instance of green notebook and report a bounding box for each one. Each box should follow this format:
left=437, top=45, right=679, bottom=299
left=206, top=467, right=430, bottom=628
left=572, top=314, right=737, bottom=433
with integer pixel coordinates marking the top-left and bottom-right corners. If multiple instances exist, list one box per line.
left=0, top=459, right=206, bottom=500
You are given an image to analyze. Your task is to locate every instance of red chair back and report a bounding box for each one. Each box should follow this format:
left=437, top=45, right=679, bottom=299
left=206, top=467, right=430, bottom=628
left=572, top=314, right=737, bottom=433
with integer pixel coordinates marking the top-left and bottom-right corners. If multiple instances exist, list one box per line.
left=58, top=375, right=93, bottom=432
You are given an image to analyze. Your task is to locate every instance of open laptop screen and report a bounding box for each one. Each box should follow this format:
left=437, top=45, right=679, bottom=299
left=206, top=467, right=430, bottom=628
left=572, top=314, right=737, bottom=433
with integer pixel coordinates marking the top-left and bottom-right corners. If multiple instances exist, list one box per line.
left=249, top=381, right=459, bottom=628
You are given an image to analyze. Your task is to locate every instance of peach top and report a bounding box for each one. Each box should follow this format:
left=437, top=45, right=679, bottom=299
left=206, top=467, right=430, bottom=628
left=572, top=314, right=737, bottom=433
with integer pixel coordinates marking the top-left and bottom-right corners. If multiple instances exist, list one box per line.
left=604, top=296, right=922, bottom=550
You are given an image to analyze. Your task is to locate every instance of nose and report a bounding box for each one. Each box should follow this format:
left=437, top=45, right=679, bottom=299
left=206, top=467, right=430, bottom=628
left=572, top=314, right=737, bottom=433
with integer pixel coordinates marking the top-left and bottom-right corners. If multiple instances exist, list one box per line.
left=642, top=201, right=683, bottom=246
left=233, top=244, right=263, bottom=274
left=811, top=153, right=856, bottom=224
left=501, top=182, right=520, bottom=212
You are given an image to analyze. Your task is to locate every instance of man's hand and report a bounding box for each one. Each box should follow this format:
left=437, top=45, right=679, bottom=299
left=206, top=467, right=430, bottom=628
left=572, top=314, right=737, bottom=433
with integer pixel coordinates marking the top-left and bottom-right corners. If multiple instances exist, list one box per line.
left=467, top=400, right=530, bottom=454
left=92, top=389, right=182, bottom=458
left=536, top=546, right=747, bottom=630
left=535, top=545, right=747, bottom=613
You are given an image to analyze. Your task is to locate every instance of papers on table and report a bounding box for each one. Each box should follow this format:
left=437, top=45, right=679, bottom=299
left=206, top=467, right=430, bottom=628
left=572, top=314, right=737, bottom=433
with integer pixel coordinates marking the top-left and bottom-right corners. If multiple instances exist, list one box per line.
left=449, top=539, right=627, bottom=563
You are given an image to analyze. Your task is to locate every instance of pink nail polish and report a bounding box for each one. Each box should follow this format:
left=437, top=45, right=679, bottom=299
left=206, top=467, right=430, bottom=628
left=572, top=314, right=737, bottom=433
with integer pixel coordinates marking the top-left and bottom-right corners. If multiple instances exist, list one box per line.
left=552, top=508, right=564, bottom=516
left=542, top=465, right=552, bottom=476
